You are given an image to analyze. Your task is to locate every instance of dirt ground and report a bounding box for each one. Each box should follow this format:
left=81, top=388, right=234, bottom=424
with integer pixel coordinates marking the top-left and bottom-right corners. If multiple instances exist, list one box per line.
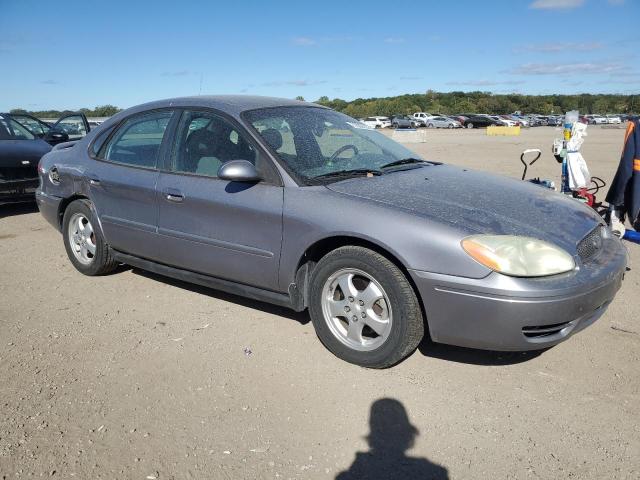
left=1, top=126, right=638, bottom=479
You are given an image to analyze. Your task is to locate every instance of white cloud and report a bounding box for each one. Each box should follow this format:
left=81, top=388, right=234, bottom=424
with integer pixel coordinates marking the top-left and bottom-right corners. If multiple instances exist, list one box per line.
left=263, top=80, right=327, bottom=87
left=530, top=0, right=584, bottom=9
left=384, top=37, right=405, bottom=44
left=291, top=37, right=317, bottom=46
left=506, top=62, right=625, bottom=75
left=514, top=42, right=603, bottom=53
left=446, top=80, right=526, bottom=86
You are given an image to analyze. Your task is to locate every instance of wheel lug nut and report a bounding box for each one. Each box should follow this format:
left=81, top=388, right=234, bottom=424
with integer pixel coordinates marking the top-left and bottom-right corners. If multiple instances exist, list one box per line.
left=352, top=315, right=358, bottom=322
left=348, top=296, right=354, bottom=303
left=344, top=306, right=350, bottom=312
left=358, top=300, right=364, bottom=306
left=361, top=312, right=366, bottom=318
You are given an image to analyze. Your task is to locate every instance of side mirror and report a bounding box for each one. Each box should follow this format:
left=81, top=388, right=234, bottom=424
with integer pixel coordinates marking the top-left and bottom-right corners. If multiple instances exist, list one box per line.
left=217, top=160, right=261, bottom=182
left=44, top=129, right=69, bottom=145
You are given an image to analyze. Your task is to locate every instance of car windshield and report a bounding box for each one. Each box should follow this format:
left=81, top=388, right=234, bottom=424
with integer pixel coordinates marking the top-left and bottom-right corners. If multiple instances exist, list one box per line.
left=0, top=115, right=37, bottom=140
left=244, top=107, right=422, bottom=183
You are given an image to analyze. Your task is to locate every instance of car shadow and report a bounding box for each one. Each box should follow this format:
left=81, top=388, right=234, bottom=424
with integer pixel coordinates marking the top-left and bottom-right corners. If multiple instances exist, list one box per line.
left=0, top=201, right=38, bottom=219
left=335, top=398, right=449, bottom=480
left=417, top=336, right=546, bottom=366
left=130, top=268, right=310, bottom=325
left=118, top=267, right=543, bottom=363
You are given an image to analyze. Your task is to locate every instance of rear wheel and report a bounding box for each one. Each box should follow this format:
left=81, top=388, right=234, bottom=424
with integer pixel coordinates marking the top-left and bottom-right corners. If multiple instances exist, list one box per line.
left=467, top=123, right=474, bottom=129
left=308, top=246, right=424, bottom=368
left=62, top=199, right=118, bottom=276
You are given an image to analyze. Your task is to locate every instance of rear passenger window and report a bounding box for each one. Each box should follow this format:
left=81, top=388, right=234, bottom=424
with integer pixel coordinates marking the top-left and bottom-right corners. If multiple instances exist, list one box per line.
left=100, top=111, right=173, bottom=168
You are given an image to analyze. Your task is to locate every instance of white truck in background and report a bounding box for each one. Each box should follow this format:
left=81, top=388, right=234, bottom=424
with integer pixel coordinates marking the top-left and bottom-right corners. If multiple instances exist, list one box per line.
left=412, top=112, right=435, bottom=126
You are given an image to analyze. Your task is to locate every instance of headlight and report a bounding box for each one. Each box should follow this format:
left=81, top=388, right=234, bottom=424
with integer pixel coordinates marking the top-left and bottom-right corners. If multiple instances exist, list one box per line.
left=461, top=235, right=575, bottom=277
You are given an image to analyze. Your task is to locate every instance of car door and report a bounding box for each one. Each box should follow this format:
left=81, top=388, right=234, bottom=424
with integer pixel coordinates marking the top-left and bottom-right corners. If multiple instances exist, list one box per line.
left=50, top=113, right=91, bottom=142
left=155, top=109, right=284, bottom=291
left=88, top=109, right=176, bottom=260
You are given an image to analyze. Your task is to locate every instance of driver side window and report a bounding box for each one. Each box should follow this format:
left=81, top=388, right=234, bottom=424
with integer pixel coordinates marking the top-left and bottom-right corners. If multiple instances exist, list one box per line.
left=172, top=110, right=257, bottom=178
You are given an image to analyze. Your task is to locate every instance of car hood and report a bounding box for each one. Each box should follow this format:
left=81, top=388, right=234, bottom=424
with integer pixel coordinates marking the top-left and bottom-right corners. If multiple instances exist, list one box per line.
left=325, top=164, right=603, bottom=253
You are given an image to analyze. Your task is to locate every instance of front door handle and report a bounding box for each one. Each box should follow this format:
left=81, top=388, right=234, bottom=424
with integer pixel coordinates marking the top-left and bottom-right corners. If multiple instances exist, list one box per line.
left=86, top=174, right=100, bottom=186
left=164, top=188, right=184, bottom=203
left=166, top=193, right=184, bottom=202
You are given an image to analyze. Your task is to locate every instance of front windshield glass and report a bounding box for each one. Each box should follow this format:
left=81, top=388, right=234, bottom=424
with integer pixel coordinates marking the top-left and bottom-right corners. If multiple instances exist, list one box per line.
left=244, top=107, right=423, bottom=183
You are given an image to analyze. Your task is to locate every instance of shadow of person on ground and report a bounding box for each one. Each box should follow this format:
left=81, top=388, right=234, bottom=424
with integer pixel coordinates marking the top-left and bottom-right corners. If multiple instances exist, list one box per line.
left=336, top=398, right=448, bottom=480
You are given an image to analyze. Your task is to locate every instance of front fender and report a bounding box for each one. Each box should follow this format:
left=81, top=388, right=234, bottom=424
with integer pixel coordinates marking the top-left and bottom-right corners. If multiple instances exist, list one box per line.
left=279, top=187, right=491, bottom=289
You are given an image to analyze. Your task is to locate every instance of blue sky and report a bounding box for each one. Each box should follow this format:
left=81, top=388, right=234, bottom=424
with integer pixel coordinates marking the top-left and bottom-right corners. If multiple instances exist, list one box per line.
left=1, top=0, right=638, bottom=111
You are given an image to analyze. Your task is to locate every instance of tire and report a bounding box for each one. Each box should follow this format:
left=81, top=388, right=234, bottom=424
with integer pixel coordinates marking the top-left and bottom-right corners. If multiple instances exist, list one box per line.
left=308, top=246, right=424, bottom=368
left=62, top=199, right=118, bottom=276
left=467, top=123, right=474, bottom=129
left=427, top=123, right=434, bottom=128
left=447, top=124, right=453, bottom=129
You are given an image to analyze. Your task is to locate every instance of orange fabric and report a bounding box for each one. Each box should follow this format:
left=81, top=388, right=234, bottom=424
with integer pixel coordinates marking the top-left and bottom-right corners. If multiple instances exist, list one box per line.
left=624, top=120, right=635, bottom=146
left=634, top=158, right=640, bottom=172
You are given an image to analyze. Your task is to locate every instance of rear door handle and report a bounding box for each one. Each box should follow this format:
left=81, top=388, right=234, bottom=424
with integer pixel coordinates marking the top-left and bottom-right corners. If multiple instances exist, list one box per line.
left=164, top=188, right=184, bottom=203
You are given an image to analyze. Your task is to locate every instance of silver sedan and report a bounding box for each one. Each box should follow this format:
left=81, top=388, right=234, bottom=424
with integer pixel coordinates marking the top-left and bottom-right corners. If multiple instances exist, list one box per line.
left=425, top=116, right=462, bottom=128
left=36, top=96, right=627, bottom=368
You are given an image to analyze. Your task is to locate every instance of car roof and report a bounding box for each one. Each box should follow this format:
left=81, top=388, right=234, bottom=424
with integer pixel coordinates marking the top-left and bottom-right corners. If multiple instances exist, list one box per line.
left=122, top=95, right=326, bottom=117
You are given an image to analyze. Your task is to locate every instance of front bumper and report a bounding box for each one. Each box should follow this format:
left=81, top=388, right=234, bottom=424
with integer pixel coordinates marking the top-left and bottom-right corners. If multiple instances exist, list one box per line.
left=409, top=237, right=628, bottom=351
left=0, top=178, right=38, bottom=204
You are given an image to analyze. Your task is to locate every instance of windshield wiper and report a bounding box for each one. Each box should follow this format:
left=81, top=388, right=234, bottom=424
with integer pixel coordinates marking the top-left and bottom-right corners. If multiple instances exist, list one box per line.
left=380, top=158, right=430, bottom=169
left=306, top=169, right=383, bottom=184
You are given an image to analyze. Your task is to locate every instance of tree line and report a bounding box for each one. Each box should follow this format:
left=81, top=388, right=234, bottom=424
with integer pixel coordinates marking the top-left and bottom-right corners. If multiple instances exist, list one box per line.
left=312, top=91, right=638, bottom=118
left=9, top=91, right=638, bottom=119
left=9, top=105, right=121, bottom=118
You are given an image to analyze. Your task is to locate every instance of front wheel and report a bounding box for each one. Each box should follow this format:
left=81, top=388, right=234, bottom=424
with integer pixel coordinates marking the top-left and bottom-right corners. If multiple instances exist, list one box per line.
left=62, top=199, right=119, bottom=276
left=466, top=123, right=474, bottom=129
left=308, top=246, right=424, bottom=368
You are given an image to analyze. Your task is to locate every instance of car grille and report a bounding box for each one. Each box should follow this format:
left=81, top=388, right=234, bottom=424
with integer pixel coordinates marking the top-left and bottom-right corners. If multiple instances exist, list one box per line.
left=577, top=226, right=604, bottom=262
left=522, top=321, right=573, bottom=338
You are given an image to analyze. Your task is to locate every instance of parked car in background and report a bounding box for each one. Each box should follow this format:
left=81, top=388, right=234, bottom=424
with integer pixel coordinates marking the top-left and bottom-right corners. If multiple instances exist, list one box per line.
left=425, top=116, right=462, bottom=129
left=525, top=115, right=542, bottom=126
left=463, top=115, right=501, bottom=129
left=391, top=115, right=417, bottom=129
left=493, top=116, right=517, bottom=127
left=36, top=95, right=628, bottom=368
left=360, top=116, right=391, bottom=129
left=448, top=115, right=468, bottom=124
left=0, top=112, right=90, bottom=204
left=605, top=115, right=622, bottom=124
left=412, top=112, right=434, bottom=125
left=585, top=115, right=607, bottom=125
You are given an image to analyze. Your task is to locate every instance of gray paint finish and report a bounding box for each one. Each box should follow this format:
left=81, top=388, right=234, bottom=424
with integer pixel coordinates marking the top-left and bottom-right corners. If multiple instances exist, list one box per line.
left=35, top=95, right=628, bottom=351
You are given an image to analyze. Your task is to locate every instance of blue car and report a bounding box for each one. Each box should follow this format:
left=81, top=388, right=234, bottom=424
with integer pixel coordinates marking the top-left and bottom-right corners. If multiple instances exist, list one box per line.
left=1, top=113, right=89, bottom=204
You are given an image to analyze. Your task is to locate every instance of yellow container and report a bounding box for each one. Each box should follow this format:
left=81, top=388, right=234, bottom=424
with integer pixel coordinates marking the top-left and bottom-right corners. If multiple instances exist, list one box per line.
left=486, top=126, right=521, bottom=136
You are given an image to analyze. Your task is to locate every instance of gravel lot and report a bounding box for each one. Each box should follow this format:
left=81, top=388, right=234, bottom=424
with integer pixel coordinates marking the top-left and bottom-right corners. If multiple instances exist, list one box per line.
left=1, top=126, right=638, bottom=479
